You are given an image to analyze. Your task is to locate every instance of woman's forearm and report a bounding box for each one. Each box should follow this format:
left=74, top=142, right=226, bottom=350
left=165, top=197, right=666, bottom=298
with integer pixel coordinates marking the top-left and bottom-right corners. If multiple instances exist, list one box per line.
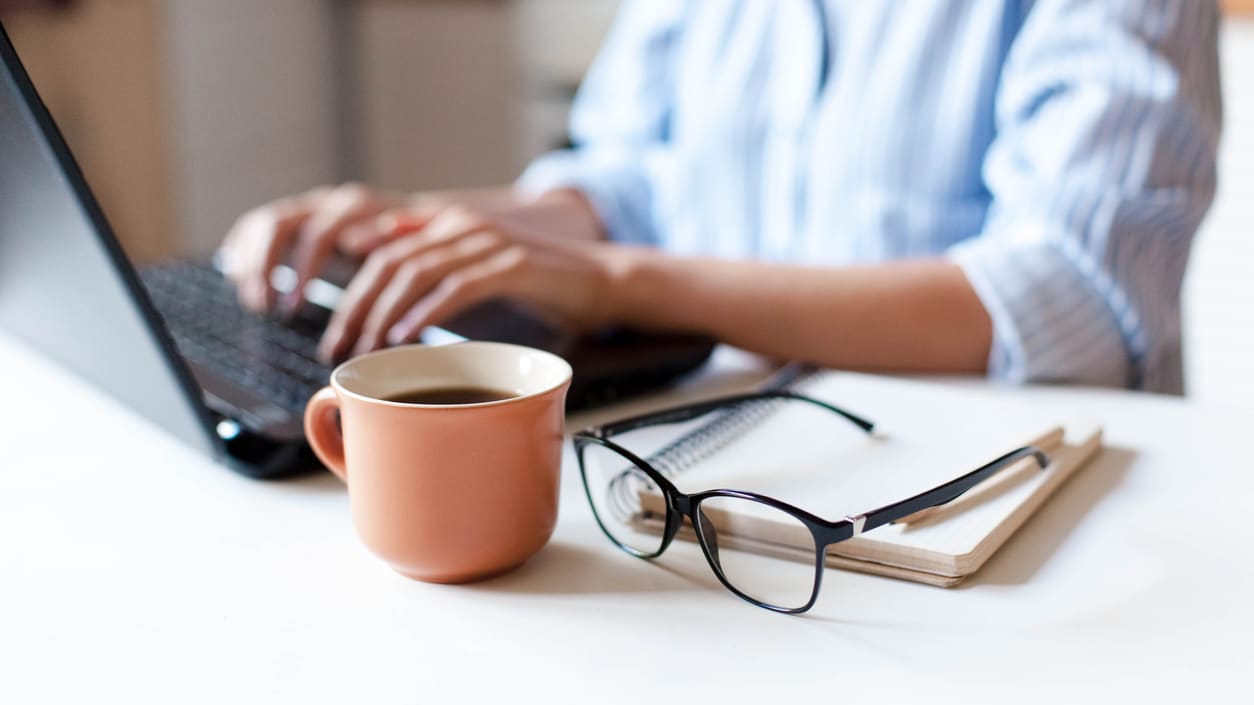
left=611, top=251, right=993, bottom=374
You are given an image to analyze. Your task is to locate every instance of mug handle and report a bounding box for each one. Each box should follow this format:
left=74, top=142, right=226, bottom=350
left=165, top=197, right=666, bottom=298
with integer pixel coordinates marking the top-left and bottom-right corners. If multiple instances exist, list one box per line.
left=304, top=386, right=347, bottom=482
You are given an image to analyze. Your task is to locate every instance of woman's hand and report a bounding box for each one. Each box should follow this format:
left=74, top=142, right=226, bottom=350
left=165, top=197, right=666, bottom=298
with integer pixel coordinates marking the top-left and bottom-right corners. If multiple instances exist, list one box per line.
left=221, top=183, right=413, bottom=312
left=317, top=203, right=633, bottom=362
left=221, top=183, right=539, bottom=314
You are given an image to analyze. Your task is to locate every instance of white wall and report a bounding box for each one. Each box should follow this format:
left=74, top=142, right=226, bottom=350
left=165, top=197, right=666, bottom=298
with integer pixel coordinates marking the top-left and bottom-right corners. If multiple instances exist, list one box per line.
left=1182, top=21, right=1254, bottom=408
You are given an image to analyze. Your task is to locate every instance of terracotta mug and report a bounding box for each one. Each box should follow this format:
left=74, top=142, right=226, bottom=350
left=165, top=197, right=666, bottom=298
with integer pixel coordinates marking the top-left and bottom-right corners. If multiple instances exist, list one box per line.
left=304, top=341, right=572, bottom=583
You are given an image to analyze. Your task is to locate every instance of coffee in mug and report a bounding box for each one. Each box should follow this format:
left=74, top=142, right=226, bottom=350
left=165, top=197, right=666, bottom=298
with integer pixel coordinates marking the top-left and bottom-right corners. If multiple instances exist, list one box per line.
left=381, top=386, right=516, bottom=405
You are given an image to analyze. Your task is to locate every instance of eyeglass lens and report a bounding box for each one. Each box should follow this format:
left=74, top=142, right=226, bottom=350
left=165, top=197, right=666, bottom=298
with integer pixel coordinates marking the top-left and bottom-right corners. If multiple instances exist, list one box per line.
left=694, top=495, right=820, bottom=610
left=579, top=441, right=669, bottom=557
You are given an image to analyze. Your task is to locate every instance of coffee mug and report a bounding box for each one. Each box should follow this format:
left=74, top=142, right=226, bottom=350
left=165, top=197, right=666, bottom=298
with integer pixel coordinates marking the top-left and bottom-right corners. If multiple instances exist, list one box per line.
left=304, top=341, right=572, bottom=583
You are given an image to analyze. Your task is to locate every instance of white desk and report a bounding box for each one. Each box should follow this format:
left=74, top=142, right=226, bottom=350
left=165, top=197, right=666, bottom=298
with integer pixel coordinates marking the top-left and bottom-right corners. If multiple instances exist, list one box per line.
left=2, top=332, right=1250, bottom=704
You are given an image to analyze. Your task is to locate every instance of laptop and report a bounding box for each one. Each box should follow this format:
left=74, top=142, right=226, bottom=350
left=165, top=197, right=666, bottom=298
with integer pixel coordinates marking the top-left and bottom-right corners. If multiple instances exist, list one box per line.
left=0, top=24, right=713, bottom=478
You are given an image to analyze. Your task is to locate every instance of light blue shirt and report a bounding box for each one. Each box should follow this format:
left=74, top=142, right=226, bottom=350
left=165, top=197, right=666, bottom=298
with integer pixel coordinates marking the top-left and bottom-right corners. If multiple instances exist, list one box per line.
left=519, top=0, right=1221, bottom=394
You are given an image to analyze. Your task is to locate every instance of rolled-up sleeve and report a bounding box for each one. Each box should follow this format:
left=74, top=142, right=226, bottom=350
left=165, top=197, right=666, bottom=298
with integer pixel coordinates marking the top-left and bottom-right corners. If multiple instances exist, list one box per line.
left=949, top=0, right=1221, bottom=393
left=517, top=1, right=683, bottom=246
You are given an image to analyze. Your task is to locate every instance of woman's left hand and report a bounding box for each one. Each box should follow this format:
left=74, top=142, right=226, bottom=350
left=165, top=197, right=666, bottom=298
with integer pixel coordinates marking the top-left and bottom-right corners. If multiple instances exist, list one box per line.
left=317, top=203, right=632, bottom=362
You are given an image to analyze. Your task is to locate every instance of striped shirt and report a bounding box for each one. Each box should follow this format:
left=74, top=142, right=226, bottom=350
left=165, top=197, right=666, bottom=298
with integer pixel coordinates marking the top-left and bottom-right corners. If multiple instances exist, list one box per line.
left=519, top=0, right=1222, bottom=393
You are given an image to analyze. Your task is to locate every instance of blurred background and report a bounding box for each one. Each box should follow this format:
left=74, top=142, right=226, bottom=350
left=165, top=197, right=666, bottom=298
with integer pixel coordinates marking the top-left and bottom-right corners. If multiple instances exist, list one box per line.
left=1, top=0, right=619, bottom=261
left=1, top=0, right=1251, bottom=407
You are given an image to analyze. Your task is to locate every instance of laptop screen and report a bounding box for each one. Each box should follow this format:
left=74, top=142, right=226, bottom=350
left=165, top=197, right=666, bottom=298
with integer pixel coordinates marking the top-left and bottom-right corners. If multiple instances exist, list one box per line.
left=0, top=25, right=216, bottom=455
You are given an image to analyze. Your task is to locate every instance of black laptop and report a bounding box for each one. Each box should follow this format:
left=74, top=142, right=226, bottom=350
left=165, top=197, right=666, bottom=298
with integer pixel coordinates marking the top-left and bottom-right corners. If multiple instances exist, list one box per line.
left=0, top=24, right=713, bottom=478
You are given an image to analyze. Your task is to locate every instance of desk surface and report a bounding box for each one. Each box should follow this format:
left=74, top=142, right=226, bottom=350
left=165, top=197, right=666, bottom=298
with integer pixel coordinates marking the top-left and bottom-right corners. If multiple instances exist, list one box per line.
left=1, top=332, right=1250, bottom=703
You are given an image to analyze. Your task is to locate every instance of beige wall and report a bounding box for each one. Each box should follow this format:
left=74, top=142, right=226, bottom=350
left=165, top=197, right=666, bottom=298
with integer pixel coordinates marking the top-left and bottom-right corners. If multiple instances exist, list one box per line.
left=162, top=0, right=341, bottom=257
left=357, top=0, right=519, bottom=192
left=5, top=0, right=174, bottom=262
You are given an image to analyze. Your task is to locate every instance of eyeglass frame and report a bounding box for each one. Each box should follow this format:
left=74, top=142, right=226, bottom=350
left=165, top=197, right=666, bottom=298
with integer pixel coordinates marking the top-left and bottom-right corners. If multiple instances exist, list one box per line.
left=572, top=390, right=1050, bottom=614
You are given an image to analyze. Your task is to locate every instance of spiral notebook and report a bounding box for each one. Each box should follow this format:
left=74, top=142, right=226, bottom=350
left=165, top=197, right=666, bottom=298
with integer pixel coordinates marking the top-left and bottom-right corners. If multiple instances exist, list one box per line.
left=631, top=371, right=1103, bottom=587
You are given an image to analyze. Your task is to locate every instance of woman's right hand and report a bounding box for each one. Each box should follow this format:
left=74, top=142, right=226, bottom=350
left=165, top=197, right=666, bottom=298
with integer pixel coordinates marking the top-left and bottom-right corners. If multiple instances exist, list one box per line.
left=222, top=183, right=414, bottom=313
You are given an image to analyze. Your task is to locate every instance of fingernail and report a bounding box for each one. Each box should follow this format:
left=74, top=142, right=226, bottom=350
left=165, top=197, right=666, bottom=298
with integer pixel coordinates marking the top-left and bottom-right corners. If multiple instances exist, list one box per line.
left=389, top=312, right=424, bottom=345
left=386, top=325, right=408, bottom=346
left=316, top=333, right=336, bottom=362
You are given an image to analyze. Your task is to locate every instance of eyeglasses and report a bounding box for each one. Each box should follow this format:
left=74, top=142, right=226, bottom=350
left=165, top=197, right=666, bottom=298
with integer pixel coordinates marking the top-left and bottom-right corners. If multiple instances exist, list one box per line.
left=573, top=390, right=1049, bottom=614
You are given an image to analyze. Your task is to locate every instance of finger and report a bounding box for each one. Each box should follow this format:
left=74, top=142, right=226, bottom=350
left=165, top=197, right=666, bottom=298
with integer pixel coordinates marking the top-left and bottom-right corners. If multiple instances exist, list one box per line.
left=337, top=221, right=389, bottom=257
left=317, top=235, right=429, bottom=362
left=350, top=232, right=508, bottom=356
left=285, top=185, right=380, bottom=312
left=334, top=213, right=419, bottom=258
left=387, top=247, right=529, bottom=346
left=320, top=208, right=501, bottom=360
left=404, top=205, right=497, bottom=252
left=224, top=186, right=330, bottom=310
left=230, top=202, right=313, bottom=311
left=338, top=200, right=444, bottom=256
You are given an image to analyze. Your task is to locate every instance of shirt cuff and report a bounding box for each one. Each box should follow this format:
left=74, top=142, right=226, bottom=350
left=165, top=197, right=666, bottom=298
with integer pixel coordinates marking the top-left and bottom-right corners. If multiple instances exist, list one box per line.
left=948, top=231, right=1131, bottom=388
left=517, top=149, right=659, bottom=246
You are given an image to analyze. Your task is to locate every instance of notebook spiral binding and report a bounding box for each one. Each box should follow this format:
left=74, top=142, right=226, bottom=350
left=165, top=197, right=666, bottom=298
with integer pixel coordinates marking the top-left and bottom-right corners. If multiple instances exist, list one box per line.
left=645, top=362, right=818, bottom=479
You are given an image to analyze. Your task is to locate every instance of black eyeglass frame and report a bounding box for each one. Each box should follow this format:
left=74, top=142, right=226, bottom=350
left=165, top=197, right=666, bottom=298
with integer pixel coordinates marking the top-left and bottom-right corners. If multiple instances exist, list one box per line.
left=573, top=390, right=1050, bottom=614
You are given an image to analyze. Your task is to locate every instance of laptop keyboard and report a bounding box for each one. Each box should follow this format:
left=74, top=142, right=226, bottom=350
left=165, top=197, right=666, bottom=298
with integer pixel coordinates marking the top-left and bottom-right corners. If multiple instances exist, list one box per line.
left=141, top=261, right=332, bottom=415
left=140, top=262, right=717, bottom=417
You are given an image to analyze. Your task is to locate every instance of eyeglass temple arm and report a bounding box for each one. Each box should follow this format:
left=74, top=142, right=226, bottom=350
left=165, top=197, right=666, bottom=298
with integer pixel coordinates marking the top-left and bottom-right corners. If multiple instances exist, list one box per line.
left=587, top=390, right=875, bottom=438
left=850, top=446, right=1050, bottom=536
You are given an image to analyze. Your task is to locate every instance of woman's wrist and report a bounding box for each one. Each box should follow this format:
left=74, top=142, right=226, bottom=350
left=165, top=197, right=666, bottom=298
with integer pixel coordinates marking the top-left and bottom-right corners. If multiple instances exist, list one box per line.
left=513, top=187, right=607, bottom=243
left=600, top=246, right=696, bottom=332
